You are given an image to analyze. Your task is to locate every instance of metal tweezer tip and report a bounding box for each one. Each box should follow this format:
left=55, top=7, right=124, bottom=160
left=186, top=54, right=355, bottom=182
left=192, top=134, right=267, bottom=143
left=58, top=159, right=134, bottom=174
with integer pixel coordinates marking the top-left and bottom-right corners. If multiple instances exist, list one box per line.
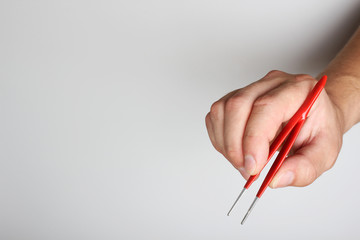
left=241, top=197, right=259, bottom=225
left=227, top=188, right=246, bottom=216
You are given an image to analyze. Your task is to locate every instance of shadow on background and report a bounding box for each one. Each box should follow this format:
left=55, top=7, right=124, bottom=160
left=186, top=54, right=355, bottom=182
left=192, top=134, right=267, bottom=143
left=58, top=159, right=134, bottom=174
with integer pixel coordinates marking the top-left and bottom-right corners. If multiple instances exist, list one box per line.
left=301, top=2, right=360, bottom=74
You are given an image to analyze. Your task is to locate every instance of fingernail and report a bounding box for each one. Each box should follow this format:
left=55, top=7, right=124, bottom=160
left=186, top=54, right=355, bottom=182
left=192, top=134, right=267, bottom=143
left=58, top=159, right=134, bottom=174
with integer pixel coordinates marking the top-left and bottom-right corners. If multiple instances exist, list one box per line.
left=238, top=167, right=250, bottom=180
left=244, top=155, right=256, bottom=175
left=273, top=171, right=294, bottom=188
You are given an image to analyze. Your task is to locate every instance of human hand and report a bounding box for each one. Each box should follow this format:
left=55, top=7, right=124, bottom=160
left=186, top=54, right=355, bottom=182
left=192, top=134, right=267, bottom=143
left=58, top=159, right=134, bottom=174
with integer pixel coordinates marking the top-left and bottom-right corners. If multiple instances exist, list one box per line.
left=205, top=70, right=344, bottom=188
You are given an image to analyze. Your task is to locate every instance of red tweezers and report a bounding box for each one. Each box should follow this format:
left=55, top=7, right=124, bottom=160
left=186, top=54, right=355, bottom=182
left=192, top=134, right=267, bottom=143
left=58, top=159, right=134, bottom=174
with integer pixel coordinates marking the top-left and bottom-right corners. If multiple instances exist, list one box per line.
left=227, top=75, right=327, bottom=224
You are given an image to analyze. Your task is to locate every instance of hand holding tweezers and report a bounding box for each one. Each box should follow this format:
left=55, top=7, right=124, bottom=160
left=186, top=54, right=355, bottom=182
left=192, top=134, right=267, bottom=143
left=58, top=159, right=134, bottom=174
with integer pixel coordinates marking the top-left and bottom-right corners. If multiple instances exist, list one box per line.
left=227, top=75, right=327, bottom=224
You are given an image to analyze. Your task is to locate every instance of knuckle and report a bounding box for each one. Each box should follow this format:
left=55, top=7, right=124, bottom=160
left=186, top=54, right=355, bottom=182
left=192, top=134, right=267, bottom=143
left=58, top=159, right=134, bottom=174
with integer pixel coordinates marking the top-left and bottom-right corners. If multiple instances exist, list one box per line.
left=253, top=95, right=275, bottom=109
left=225, top=94, right=248, bottom=112
left=205, top=114, right=215, bottom=133
left=294, top=73, right=314, bottom=82
left=264, top=70, right=284, bottom=78
left=243, top=130, right=259, bottom=140
left=209, top=101, right=223, bottom=120
left=205, top=112, right=211, bottom=124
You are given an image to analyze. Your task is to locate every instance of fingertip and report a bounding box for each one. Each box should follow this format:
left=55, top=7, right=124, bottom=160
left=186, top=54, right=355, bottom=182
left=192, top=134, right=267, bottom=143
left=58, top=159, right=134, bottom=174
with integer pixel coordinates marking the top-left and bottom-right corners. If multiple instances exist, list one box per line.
left=238, top=167, right=250, bottom=180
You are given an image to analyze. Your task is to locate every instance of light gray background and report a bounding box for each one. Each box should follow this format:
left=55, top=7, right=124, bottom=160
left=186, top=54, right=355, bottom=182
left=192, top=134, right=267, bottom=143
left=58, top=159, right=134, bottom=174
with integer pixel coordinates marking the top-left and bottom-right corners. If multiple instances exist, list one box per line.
left=1, top=0, right=360, bottom=239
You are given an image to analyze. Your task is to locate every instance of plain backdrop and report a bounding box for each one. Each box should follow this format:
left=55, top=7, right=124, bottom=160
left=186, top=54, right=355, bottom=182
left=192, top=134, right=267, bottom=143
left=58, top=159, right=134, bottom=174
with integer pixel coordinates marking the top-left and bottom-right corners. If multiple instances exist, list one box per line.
left=1, top=0, right=360, bottom=239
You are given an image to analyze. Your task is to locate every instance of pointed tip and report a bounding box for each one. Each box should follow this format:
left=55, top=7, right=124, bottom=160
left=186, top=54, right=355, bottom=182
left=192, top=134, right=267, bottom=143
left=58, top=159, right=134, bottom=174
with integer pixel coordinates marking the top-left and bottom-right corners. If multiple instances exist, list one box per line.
left=226, top=188, right=246, bottom=216
left=241, top=197, right=259, bottom=225
left=241, top=213, right=248, bottom=225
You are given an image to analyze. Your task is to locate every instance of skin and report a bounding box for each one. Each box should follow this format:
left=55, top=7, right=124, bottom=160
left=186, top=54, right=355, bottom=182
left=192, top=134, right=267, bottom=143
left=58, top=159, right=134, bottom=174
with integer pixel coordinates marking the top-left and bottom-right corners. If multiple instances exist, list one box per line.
left=205, top=27, right=360, bottom=188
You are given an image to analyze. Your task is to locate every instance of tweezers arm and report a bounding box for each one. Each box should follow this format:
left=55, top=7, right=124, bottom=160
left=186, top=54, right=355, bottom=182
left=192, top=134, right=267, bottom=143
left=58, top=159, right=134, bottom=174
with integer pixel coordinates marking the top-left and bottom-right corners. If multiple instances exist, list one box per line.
left=256, top=118, right=305, bottom=198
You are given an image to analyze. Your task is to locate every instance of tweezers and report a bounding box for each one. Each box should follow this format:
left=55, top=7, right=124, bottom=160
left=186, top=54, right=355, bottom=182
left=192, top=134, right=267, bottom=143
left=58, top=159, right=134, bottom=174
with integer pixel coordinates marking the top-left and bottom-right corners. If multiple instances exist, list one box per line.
left=227, top=75, right=327, bottom=224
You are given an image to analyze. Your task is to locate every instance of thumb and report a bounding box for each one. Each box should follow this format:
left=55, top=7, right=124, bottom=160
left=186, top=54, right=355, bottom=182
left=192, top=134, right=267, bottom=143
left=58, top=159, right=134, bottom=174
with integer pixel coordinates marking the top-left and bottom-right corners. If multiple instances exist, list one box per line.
left=269, top=137, right=336, bottom=188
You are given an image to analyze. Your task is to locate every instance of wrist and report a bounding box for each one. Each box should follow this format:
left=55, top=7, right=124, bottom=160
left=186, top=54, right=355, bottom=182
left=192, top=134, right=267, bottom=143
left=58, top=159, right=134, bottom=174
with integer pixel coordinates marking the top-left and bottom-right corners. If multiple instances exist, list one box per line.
left=323, top=74, right=360, bottom=133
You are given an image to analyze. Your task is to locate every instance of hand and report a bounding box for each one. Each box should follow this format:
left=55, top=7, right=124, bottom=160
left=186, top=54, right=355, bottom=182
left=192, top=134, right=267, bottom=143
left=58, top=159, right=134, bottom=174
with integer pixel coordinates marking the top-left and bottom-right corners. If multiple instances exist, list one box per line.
left=205, top=70, right=344, bottom=188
